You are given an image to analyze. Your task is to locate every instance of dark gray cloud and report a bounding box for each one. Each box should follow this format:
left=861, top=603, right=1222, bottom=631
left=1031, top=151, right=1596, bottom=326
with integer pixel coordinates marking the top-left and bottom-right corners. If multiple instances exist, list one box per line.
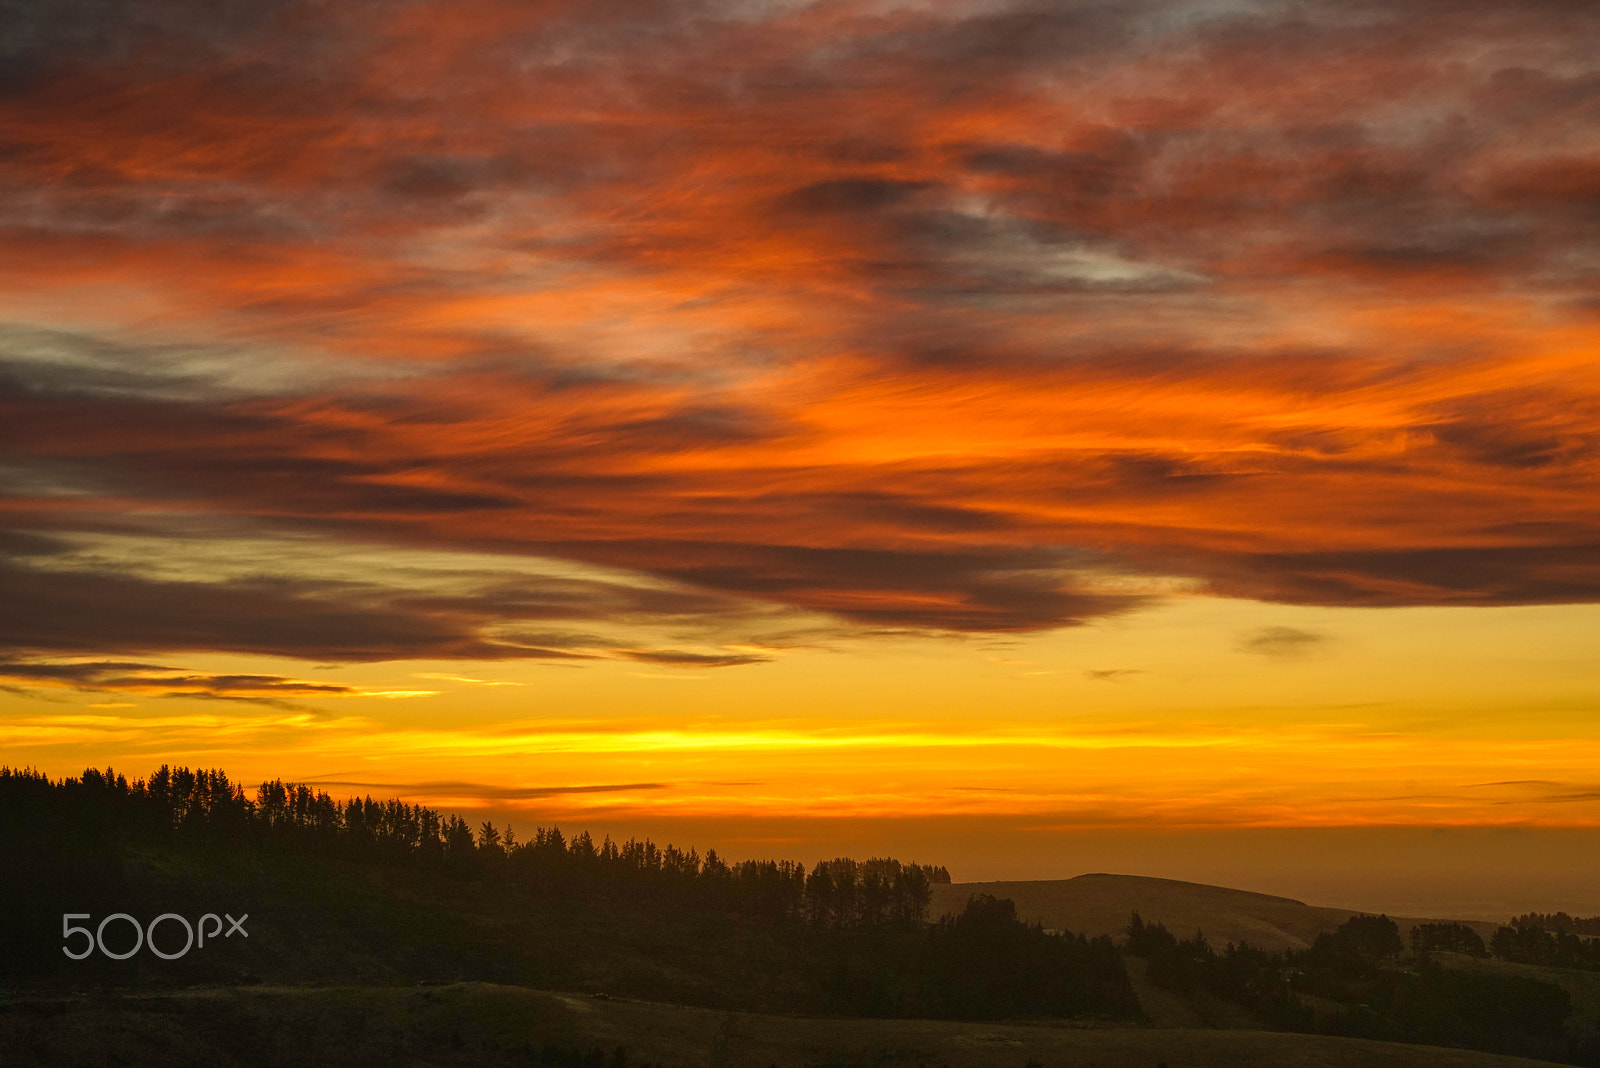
left=0, top=0, right=305, bottom=85
left=774, top=177, right=932, bottom=217
left=0, top=325, right=238, bottom=400
left=1433, top=421, right=1586, bottom=470
left=0, top=527, right=66, bottom=556
left=1466, top=780, right=1600, bottom=804
left=821, top=493, right=1013, bottom=534
left=0, top=658, right=357, bottom=697
left=0, top=549, right=766, bottom=665
left=1238, top=626, right=1327, bottom=658
left=1206, top=545, right=1600, bottom=608
left=0, top=557, right=515, bottom=661
left=556, top=541, right=1143, bottom=633
left=1467, top=780, right=1564, bottom=788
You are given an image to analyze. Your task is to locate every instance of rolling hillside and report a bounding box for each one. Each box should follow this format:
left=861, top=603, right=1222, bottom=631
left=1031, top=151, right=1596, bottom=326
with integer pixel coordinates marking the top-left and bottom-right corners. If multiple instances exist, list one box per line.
left=931, top=874, right=1499, bottom=952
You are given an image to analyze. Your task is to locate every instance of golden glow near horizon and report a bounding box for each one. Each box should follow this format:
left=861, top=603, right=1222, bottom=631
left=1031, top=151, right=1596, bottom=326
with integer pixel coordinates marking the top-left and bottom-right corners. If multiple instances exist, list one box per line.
left=3, top=0, right=1600, bottom=908
left=6, top=595, right=1599, bottom=834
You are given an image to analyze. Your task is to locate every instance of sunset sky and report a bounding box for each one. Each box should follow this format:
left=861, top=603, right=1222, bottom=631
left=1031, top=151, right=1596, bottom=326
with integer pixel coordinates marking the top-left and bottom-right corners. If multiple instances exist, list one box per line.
left=3, top=0, right=1598, bottom=915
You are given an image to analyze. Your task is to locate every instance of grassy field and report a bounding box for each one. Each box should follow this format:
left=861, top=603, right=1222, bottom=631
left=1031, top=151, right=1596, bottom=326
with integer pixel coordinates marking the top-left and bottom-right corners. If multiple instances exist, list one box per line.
left=932, top=875, right=1503, bottom=952
left=0, top=981, right=1578, bottom=1068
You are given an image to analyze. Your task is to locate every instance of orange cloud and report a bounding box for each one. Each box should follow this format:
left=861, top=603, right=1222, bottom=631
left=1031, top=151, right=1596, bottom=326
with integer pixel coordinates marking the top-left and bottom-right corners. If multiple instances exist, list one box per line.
left=0, top=0, right=1596, bottom=660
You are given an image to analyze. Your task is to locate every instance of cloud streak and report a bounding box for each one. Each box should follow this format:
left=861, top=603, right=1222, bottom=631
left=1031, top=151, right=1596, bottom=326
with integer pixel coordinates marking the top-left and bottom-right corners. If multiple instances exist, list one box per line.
left=1238, top=627, right=1327, bottom=658
left=0, top=658, right=440, bottom=703
left=301, top=780, right=671, bottom=801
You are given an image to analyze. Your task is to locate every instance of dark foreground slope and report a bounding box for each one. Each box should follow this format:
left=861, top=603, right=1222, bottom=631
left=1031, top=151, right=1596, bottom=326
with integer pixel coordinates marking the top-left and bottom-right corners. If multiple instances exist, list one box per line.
left=0, top=981, right=1578, bottom=1068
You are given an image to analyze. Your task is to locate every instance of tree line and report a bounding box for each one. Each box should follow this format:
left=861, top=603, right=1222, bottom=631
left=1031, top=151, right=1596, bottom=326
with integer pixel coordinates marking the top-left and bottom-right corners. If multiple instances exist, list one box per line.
left=1512, top=913, right=1600, bottom=937
left=1411, top=917, right=1600, bottom=973
left=0, top=763, right=1145, bottom=1022
left=1491, top=923, right=1600, bottom=971
left=0, top=764, right=950, bottom=926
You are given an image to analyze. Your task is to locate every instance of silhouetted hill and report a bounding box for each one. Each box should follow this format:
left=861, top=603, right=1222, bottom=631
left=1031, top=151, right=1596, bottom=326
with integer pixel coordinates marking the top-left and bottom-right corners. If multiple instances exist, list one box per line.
left=932, top=874, right=1498, bottom=952
left=932, top=874, right=1354, bottom=951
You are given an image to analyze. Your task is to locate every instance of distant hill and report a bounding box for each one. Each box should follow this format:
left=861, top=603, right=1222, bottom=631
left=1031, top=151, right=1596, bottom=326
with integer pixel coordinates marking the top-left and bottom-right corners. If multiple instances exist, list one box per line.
left=930, top=873, right=1490, bottom=952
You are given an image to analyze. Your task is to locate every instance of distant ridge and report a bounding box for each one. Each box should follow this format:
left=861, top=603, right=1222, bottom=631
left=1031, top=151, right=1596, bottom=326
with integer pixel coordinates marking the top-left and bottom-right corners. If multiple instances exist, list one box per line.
left=930, top=873, right=1363, bottom=952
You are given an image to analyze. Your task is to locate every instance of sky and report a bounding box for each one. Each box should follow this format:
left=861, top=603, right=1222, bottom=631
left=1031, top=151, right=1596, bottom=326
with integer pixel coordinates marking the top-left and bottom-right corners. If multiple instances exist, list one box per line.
left=3, top=0, right=1599, bottom=916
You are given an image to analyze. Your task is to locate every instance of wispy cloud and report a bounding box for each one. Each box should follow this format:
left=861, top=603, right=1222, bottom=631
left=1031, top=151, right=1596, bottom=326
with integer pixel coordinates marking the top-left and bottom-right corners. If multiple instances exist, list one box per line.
left=0, top=659, right=363, bottom=700
left=1086, top=669, right=1142, bottom=682
left=1238, top=627, right=1328, bottom=658
left=411, top=672, right=524, bottom=687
